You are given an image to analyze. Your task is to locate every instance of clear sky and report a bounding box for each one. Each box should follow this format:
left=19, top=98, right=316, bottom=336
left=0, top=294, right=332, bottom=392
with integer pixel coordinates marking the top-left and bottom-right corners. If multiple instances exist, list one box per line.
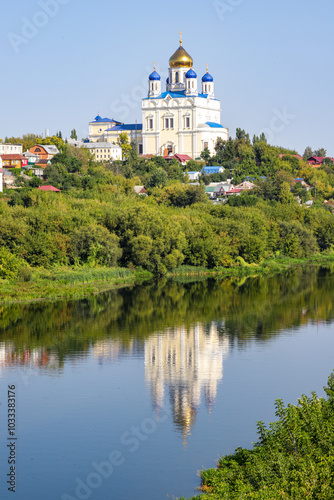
left=1, top=0, right=333, bottom=156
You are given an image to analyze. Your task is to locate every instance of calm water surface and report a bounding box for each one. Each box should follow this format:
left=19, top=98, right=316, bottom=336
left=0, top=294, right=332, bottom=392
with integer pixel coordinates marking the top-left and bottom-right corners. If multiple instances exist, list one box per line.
left=1, top=267, right=334, bottom=500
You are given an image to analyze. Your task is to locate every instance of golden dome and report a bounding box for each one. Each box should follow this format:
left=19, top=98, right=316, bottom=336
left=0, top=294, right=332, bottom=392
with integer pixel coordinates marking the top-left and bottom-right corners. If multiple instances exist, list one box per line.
left=169, top=31, right=193, bottom=68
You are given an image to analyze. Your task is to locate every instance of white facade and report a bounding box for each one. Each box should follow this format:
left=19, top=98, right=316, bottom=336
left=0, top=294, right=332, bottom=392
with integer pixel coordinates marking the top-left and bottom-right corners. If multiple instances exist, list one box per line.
left=83, top=142, right=122, bottom=161
left=0, top=144, right=22, bottom=155
left=142, top=36, right=229, bottom=158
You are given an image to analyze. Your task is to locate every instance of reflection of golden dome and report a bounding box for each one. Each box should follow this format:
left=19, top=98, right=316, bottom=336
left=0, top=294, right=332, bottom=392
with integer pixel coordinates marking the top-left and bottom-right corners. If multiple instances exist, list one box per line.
left=169, top=31, right=193, bottom=68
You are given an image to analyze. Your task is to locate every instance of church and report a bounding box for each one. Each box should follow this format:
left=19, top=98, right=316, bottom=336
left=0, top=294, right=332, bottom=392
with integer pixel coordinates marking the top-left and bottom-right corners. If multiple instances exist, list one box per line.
left=89, top=34, right=229, bottom=159
left=142, top=32, right=229, bottom=158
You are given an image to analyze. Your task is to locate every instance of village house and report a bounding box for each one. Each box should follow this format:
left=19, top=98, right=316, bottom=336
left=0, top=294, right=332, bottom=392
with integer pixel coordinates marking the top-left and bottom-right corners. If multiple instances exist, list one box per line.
left=0, top=143, right=22, bottom=155
left=201, top=166, right=225, bottom=175
left=185, top=171, right=201, bottom=181
left=134, top=186, right=147, bottom=195
left=293, top=178, right=311, bottom=191
left=29, top=145, right=59, bottom=161
left=0, top=154, right=28, bottom=169
left=307, top=156, right=334, bottom=166
left=235, top=181, right=257, bottom=190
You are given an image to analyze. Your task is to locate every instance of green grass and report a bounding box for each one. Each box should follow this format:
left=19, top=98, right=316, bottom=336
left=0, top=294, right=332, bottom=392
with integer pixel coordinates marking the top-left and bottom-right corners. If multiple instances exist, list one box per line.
left=167, top=252, right=334, bottom=281
left=0, top=266, right=152, bottom=303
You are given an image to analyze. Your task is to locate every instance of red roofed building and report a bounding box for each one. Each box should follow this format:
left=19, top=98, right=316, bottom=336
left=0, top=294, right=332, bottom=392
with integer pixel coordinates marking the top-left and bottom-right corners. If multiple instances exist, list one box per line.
left=164, top=153, right=192, bottom=164
left=226, top=188, right=242, bottom=197
left=307, top=156, right=334, bottom=166
left=0, top=154, right=28, bottom=168
left=38, top=185, right=60, bottom=192
left=279, top=154, right=303, bottom=161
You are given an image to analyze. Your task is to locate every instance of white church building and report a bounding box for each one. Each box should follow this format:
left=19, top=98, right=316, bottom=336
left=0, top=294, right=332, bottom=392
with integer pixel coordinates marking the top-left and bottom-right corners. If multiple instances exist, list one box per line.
left=89, top=34, right=229, bottom=159
left=142, top=33, right=229, bottom=158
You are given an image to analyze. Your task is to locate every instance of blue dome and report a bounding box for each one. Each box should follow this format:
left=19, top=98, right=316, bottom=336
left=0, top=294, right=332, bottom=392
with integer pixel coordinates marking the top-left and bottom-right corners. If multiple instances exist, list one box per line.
left=166, top=77, right=170, bottom=84
left=186, top=69, right=197, bottom=79
left=149, top=71, right=161, bottom=81
left=94, top=115, right=102, bottom=121
left=202, top=72, right=213, bottom=82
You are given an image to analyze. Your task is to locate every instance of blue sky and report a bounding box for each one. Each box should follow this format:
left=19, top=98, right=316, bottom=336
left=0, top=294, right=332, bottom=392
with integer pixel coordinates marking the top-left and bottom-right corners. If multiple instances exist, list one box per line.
left=1, top=0, right=333, bottom=156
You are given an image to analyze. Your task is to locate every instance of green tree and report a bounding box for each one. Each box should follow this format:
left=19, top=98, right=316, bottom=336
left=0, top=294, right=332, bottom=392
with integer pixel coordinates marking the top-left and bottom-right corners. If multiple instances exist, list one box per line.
left=70, top=129, right=77, bottom=140
left=314, top=147, right=327, bottom=157
left=200, top=147, right=211, bottom=164
left=303, top=146, right=313, bottom=160
left=146, top=168, right=168, bottom=188
left=118, top=132, right=132, bottom=160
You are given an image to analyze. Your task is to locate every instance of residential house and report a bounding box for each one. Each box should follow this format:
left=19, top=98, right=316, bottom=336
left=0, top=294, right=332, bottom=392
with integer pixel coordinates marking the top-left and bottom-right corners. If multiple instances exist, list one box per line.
left=236, top=181, right=256, bottom=190
left=165, top=153, right=192, bottom=165
left=201, top=166, right=224, bottom=175
left=0, top=154, right=28, bottom=168
left=29, top=145, right=59, bottom=161
left=279, top=154, right=303, bottom=161
left=38, top=185, right=60, bottom=192
left=0, top=143, right=22, bottom=155
left=293, top=178, right=311, bottom=191
left=134, top=186, right=146, bottom=195
left=205, top=182, right=234, bottom=199
left=307, top=156, right=334, bottom=166
left=0, top=168, right=3, bottom=192
left=83, top=142, right=122, bottom=161
left=225, top=188, right=242, bottom=197
left=185, top=171, right=201, bottom=181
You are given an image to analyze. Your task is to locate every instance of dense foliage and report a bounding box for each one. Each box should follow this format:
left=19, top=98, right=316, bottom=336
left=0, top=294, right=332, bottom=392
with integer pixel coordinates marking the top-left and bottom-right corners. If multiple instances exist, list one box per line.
left=1, top=133, right=334, bottom=277
left=183, top=371, right=334, bottom=500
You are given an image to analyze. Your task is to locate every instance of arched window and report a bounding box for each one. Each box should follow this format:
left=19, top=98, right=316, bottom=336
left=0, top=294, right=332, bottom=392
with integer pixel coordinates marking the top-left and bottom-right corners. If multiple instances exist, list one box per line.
left=175, top=72, right=179, bottom=83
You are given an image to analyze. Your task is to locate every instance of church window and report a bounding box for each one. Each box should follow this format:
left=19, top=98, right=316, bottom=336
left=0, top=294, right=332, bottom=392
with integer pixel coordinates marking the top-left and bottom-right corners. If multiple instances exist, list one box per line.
left=138, top=144, right=143, bottom=154
left=185, top=117, right=190, bottom=128
left=149, top=118, right=153, bottom=130
left=204, top=142, right=209, bottom=149
left=175, top=72, right=179, bottom=83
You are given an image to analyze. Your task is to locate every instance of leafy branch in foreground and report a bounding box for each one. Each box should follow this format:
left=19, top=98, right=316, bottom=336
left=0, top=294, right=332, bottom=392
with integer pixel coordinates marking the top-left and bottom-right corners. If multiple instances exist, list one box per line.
left=182, top=371, right=334, bottom=499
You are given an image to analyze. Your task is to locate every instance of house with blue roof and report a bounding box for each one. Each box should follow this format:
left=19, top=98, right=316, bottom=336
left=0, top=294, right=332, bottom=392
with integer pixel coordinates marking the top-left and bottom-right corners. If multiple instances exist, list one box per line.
left=202, top=166, right=225, bottom=175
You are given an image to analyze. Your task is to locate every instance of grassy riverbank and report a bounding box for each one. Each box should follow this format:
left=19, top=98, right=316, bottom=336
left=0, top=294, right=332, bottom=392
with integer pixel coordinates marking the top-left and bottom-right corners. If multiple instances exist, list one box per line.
left=180, top=371, right=334, bottom=500
left=1, top=252, right=334, bottom=303
left=168, top=251, right=334, bottom=279
left=0, top=266, right=152, bottom=303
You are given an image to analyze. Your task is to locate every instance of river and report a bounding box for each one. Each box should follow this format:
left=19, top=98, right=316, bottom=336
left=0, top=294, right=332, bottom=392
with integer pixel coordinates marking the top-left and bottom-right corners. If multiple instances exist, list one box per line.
left=0, top=266, right=334, bottom=500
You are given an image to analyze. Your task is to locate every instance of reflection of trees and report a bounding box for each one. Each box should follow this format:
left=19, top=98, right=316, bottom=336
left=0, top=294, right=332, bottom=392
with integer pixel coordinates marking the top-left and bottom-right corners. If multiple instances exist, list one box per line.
left=0, top=266, right=333, bottom=366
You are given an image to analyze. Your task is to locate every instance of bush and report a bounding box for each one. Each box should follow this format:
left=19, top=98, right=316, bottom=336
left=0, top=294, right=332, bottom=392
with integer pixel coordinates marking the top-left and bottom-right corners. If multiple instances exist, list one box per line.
left=0, top=248, right=27, bottom=279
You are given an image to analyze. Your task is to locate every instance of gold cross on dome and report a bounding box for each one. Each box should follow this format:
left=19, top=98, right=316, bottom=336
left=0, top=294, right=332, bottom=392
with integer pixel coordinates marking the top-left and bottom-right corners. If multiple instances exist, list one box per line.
left=180, top=30, right=183, bottom=45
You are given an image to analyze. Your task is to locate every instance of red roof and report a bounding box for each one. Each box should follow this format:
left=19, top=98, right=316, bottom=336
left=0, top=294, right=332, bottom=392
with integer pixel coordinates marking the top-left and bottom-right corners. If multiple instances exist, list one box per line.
left=226, top=188, right=242, bottom=194
left=174, top=154, right=192, bottom=162
left=164, top=154, right=192, bottom=162
left=279, top=154, right=303, bottom=160
left=38, top=185, right=60, bottom=192
left=0, top=154, right=25, bottom=160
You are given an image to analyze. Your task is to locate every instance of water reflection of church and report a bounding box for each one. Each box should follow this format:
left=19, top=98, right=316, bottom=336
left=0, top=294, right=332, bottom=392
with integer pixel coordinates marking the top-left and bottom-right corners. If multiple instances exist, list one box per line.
left=145, top=322, right=229, bottom=440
